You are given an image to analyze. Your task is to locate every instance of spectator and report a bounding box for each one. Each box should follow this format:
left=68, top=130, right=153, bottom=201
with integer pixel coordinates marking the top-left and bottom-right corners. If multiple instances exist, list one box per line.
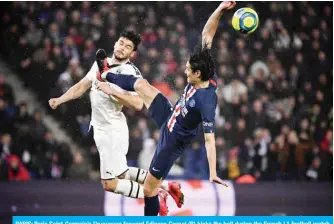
left=57, top=58, right=84, bottom=94
left=0, top=2, right=332, bottom=181
left=251, top=129, right=270, bottom=180
left=222, top=78, right=247, bottom=104
left=68, top=151, right=89, bottom=180
left=45, top=151, right=64, bottom=179
left=0, top=99, right=15, bottom=135
left=249, top=100, right=267, bottom=131
left=6, top=155, right=30, bottom=181
left=0, top=158, right=8, bottom=180
left=0, top=134, right=13, bottom=159
left=0, top=75, right=14, bottom=104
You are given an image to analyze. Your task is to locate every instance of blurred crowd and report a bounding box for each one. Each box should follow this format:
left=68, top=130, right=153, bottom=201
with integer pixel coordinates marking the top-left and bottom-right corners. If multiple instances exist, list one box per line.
left=0, top=75, right=90, bottom=180
left=0, top=2, right=332, bottom=181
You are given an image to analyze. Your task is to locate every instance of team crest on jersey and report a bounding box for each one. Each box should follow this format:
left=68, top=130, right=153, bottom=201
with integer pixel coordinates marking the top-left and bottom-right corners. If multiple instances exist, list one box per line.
left=189, top=99, right=196, bottom=108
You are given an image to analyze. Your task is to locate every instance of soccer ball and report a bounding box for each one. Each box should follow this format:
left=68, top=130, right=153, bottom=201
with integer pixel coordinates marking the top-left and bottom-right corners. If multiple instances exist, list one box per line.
left=232, top=7, right=259, bottom=34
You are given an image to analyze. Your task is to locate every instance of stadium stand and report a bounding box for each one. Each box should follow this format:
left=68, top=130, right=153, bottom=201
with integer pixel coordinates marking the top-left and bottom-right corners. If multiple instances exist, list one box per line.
left=0, top=2, right=332, bottom=181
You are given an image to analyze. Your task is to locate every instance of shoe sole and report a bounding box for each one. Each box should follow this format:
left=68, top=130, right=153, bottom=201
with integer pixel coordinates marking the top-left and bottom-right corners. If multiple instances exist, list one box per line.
left=159, top=191, right=169, bottom=216
left=170, top=183, right=184, bottom=208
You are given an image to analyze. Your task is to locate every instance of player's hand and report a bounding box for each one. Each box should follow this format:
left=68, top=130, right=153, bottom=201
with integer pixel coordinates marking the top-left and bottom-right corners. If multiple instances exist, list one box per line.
left=49, top=98, right=60, bottom=110
left=219, top=1, right=236, bottom=11
left=97, top=82, right=117, bottom=96
left=210, top=176, right=229, bottom=187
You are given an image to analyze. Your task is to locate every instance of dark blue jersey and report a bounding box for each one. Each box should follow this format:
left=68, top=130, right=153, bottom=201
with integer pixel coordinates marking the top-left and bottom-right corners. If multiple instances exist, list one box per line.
left=147, top=76, right=218, bottom=179
left=166, top=76, right=217, bottom=143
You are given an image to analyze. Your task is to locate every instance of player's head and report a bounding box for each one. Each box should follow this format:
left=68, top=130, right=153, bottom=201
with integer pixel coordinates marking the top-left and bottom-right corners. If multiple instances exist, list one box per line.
left=113, top=30, right=141, bottom=61
left=185, top=43, right=215, bottom=85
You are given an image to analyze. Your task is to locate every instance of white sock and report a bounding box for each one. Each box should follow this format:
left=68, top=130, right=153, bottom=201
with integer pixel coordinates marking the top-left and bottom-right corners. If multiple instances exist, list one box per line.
left=115, top=179, right=144, bottom=199
left=127, top=167, right=169, bottom=191
left=127, top=167, right=147, bottom=183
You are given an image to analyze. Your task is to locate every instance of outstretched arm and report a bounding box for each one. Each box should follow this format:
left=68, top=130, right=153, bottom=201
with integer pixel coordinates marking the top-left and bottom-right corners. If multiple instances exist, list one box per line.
left=204, top=133, right=228, bottom=187
left=49, top=61, right=99, bottom=110
left=49, top=78, right=92, bottom=109
left=202, top=1, right=236, bottom=48
left=200, top=93, right=229, bottom=187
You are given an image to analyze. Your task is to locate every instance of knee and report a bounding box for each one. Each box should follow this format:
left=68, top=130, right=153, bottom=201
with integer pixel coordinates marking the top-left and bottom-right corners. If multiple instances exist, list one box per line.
left=117, top=173, right=126, bottom=179
left=102, top=179, right=118, bottom=192
left=134, top=79, right=149, bottom=92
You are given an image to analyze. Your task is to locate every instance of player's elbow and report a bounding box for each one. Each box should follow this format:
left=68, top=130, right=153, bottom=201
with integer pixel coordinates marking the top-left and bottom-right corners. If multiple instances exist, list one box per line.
left=205, top=138, right=213, bottom=147
left=204, top=133, right=215, bottom=144
left=129, top=97, right=143, bottom=111
left=202, top=32, right=213, bottom=45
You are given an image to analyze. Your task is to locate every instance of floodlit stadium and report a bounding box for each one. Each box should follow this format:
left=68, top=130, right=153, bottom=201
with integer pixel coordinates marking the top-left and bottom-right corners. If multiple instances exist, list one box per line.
left=0, top=1, right=332, bottom=222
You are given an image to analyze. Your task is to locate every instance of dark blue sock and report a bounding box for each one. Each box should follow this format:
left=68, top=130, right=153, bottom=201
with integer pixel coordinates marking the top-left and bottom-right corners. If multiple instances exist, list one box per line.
left=144, top=195, right=159, bottom=216
left=105, top=72, right=137, bottom=91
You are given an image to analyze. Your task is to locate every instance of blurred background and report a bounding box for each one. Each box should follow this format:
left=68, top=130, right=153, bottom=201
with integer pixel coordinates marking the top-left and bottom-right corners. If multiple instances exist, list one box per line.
left=0, top=1, right=332, bottom=218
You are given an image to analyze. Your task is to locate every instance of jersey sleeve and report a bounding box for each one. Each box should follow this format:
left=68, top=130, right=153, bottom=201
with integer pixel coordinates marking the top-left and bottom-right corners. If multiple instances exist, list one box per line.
left=199, top=92, right=217, bottom=133
left=84, top=61, right=98, bottom=82
left=117, top=64, right=142, bottom=78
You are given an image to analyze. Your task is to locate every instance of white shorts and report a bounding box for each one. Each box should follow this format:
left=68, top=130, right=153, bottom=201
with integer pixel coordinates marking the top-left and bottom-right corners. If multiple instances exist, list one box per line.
left=93, top=127, right=129, bottom=180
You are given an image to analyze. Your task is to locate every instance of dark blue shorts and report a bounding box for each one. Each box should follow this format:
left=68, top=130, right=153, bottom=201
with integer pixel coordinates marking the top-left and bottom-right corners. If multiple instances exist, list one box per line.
left=148, top=93, right=187, bottom=180
left=148, top=93, right=172, bottom=129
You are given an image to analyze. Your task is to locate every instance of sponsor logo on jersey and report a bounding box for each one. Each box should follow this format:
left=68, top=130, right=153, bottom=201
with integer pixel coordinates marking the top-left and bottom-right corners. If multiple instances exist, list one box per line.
left=203, top=122, right=213, bottom=127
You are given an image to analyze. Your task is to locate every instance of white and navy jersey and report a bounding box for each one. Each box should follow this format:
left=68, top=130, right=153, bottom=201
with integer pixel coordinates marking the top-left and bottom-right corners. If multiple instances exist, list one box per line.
left=166, top=75, right=218, bottom=143
left=84, top=57, right=142, bottom=131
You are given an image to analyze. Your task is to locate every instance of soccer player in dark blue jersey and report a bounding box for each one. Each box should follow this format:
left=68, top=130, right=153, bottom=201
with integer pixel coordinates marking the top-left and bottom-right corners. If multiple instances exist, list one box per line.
left=97, top=1, right=236, bottom=216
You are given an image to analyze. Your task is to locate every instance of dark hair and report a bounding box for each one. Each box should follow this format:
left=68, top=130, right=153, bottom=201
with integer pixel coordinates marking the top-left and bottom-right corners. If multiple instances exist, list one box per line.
left=188, top=42, right=215, bottom=81
left=120, top=30, right=141, bottom=51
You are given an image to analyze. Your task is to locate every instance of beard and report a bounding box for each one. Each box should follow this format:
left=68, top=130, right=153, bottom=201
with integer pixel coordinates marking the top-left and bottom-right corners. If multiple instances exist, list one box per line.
left=113, top=51, right=128, bottom=61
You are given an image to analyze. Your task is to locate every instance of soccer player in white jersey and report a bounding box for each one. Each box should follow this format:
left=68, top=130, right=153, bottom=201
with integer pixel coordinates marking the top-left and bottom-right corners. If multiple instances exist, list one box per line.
left=48, top=31, right=183, bottom=215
